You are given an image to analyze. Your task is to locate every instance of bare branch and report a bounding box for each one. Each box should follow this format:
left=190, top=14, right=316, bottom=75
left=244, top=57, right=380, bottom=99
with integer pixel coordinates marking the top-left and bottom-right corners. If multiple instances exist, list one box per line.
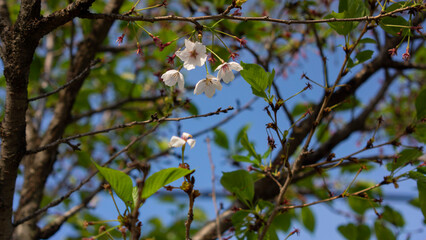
left=0, top=0, right=11, bottom=28
left=28, top=60, right=99, bottom=102
left=38, top=186, right=102, bottom=239
left=13, top=124, right=160, bottom=227
left=79, top=5, right=423, bottom=26
left=26, top=106, right=234, bottom=155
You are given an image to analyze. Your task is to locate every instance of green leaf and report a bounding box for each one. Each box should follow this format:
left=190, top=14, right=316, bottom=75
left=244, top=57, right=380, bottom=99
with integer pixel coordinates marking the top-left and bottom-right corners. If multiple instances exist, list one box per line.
left=240, top=62, right=272, bottom=98
left=232, top=155, right=256, bottom=165
left=382, top=206, right=405, bottom=227
left=93, top=161, right=133, bottom=207
left=408, top=170, right=426, bottom=219
left=240, top=132, right=261, bottom=164
left=213, top=128, right=229, bottom=150
left=301, top=207, right=315, bottom=232
left=220, top=170, right=254, bottom=207
left=267, top=68, right=275, bottom=94
left=413, top=122, right=426, bottom=143
left=358, top=38, right=376, bottom=44
left=374, top=221, right=396, bottom=240
left=390, top=148, right=423, bottom=172
left=338, top=223, right=370, bottom=240
left=326, top=12, right=352, bottom=36
left=141, top=167, right=194, bottom=199
left=355, top=50, right=374, bottom=64
left=326, top=0, right=367, bottom=35
left=416, top=88, right=426, bottom=120
left=231, top=210, right=250, bottom=226
left=316, top=124, right=330, bottom=143
left=272, top=212, right=292, bottom=232
left=379, top=16, right=409, bottom=36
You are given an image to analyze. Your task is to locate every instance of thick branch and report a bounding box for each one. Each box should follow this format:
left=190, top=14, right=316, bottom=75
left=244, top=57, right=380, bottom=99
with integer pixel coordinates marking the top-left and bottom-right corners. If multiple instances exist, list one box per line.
left=0, top=0, right=11, bottom=28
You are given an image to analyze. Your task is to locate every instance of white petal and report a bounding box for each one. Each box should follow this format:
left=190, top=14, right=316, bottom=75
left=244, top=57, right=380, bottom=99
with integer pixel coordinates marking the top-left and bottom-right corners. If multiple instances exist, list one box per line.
left=204, top=85, right=215, bottom=98
left=175, top=49, right=189, bottom=62
left=181, top=132, right=193, bottom=139
left=184, top=39, right=195, bottom=49
left=183, top=60, right=196, bottom=71
left=222, top=71, right=235, bottom=84
left=212, top=79, right=223, bottom=90
left=206, top=74, right=218, bottom=80
left=186, top=139, right=196, bottom=148
left=195, top=52, right=207, bottom=67
left=215, top=62, right=226, bottom=72
left=169, top=136, right=186, bottom=148
left=162, top=70, right=184, bottom=87
left=194, top=80, right=207, bottom=95
left=229, top=62, right=243, bottom=71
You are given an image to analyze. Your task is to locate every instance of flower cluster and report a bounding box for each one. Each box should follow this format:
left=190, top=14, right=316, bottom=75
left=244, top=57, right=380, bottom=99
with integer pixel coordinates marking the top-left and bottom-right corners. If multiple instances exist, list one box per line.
left=161, top=39, right=243, bottom=98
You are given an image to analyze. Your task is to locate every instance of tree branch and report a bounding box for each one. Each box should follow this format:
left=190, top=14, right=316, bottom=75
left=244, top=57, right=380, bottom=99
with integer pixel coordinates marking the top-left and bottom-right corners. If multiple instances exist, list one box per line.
left=0, top=0, right=11, bottom=28
left=79, top=5, right=423, bottom=26
left=26, top=106, right=234, bottom=155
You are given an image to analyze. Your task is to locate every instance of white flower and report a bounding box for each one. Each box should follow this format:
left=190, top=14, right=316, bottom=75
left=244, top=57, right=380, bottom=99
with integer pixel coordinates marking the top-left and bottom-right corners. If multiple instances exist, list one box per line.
left=169, top=132, right=196, bottom=149
left=215, top=62, right=243, bottom=83
left=175, top=39, right=207, bottom=70
left=161, top=70, right=184, bottom=90
left=194, top=74, right=222, bottom=98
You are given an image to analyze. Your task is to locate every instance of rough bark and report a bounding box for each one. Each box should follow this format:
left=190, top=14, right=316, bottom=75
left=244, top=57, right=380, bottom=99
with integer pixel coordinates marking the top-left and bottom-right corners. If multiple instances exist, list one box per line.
left=0, top=0, right=96, bottom=239
left=13, top=0, right=124, bottom=239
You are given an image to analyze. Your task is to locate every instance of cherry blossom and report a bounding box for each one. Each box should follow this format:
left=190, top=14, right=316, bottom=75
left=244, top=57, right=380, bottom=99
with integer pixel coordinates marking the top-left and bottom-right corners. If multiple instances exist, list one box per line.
left=175, top=39, right=207, bottom=70
left=161, top=70, right=184, bottom=90
left=169, top=132, right=196, bottom=149
left=194, top=74, right=222, bottom=98
left=215, top=62, right=243, bottom=83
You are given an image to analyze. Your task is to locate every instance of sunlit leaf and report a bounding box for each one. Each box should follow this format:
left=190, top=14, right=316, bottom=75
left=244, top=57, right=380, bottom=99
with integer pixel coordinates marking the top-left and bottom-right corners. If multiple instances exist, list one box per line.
left=221, top=170, right=254, bottom=207
left=93, top=161, right=133, bottom=207
left=142, top=168, right=194, bottom=199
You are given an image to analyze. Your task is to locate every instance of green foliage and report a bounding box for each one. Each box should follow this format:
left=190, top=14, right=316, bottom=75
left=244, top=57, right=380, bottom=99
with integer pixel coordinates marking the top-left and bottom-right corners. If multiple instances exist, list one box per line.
left=325, top=0, right=368, bottom=35
left=387, top=148, right=423, bottom=172
left=213, top=128, right=230, bottom=150
left=301, top=207, right=315, bottom=232
left=93, top=161, right=134, bottom=207
left=220, top=170, right=254, bottom=207
left=374, top=221, right=396, bottom=240
left=382, top=206, right=405, bottom=227
left=338, top=223, right=371, bottom=240
left=416, top=88, right=426, bottom=120
left=239, top=62, right=274, bottom=99
left=141, top=167, right=194, bottom=199
left=408, top=169, right=426, bottom=219
left=379, top=3, right=410, bottom=36
left=347, top=181, right=381, bottom=214
left=240, top=131, right=262, bottom=165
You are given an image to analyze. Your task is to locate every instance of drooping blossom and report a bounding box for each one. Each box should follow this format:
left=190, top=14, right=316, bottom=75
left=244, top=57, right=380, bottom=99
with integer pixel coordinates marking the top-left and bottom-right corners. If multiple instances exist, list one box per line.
left=215, top=62, right=243, bottom=83
left=175, top=39, right=207, bottom=70
left=194, top=74, right=222, bottom=98
left=169, top=132, right=196, bottom=149
left=116, top=33, right=125, bottom=46
left=402, top=48, right=410, bottom=61
left=161, top=70, right=184, bottom=90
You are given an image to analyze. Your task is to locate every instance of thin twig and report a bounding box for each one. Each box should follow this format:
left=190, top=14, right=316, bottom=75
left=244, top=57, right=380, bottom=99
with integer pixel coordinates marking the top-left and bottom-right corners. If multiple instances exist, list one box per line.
left=13, top=124, right=160, bottom=227
left=26, top=106, right=234, bottom=154
left=193, top=99, right=255, bottom=137
left=206, top=137, right=222, bottom=240
left=28, top=60, right=99, bottom=102
left=79, top=5, right=422, bottom=26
